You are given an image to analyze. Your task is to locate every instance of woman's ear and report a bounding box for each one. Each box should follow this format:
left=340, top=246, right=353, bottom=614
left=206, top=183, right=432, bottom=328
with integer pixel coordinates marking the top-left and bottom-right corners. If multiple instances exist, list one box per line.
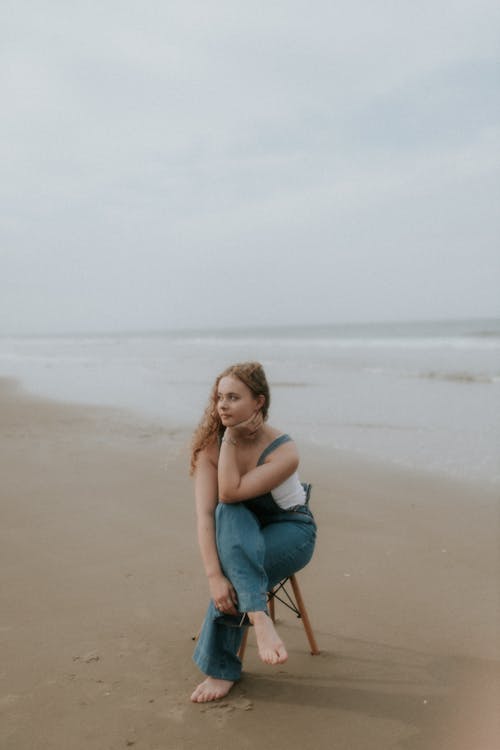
left=256, top=394, right=265, bottom=411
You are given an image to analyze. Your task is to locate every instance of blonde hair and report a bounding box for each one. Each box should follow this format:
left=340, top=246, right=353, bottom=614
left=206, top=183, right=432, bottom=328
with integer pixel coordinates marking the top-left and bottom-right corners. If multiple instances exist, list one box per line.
left=190, top=361, right=270, bottom=474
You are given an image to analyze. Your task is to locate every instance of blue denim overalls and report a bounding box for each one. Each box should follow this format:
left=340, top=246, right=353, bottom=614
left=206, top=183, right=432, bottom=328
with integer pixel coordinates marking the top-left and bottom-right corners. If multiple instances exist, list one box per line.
left=193, top=435, right=317, bottom=681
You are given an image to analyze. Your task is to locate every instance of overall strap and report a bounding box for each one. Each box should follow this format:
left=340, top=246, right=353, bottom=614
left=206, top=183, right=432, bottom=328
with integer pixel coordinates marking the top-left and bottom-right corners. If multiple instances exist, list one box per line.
left=257, top=434, right=292, bottom=465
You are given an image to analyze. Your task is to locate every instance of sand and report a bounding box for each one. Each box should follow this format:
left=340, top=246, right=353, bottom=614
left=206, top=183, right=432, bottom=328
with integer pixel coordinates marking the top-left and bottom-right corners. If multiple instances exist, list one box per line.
left=1, top=376, right=499, bottom=749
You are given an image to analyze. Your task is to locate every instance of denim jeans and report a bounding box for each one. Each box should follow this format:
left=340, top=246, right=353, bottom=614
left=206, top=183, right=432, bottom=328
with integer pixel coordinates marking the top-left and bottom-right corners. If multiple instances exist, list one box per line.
left=193, top=501, right=317, bottom=681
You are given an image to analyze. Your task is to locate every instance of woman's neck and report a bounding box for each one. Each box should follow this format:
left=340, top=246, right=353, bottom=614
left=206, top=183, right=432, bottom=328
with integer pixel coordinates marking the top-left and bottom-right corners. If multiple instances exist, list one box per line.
left=236, top=423, right=276, bottom=450
left=237, top=426, right=264, bottom=446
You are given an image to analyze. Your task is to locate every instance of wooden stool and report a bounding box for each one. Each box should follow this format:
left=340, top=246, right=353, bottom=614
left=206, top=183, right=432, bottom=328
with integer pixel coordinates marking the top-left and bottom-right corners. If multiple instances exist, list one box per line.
left=237, top=573, right=320, bottom=660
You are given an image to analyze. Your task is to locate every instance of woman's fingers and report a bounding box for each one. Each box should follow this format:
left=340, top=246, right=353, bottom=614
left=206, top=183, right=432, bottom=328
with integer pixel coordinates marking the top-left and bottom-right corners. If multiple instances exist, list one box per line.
left=231, top=411, right=263, bottom=439
left=214, top=585, right=238, bottom=614
left=233, top=409, right=262, bottom=433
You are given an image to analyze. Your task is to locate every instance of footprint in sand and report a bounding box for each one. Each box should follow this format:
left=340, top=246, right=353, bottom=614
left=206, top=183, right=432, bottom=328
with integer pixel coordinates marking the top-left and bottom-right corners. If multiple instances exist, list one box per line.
left=231, top=697, right=253, bottom=711
left=72, top=651, right=100, bottom=664
left=199, top=695, right=253, bottom=724
left=199, top=702, right=234, bottom=726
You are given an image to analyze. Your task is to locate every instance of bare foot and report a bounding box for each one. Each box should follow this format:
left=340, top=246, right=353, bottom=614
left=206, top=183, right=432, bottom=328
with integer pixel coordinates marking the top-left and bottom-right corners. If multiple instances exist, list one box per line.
left=190, top=676, right=235, bottom=703
left=249, top=611, right=288, bottom=665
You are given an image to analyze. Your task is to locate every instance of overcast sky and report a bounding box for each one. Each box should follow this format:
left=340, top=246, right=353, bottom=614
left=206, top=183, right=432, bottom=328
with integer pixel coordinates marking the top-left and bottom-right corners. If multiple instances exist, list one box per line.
left=1, top=1, right=499, bottom=334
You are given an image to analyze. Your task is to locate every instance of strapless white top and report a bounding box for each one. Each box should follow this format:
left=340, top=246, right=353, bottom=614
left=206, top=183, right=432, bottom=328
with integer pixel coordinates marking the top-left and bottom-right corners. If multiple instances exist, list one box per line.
left=271, top=472, right=306, bottom=510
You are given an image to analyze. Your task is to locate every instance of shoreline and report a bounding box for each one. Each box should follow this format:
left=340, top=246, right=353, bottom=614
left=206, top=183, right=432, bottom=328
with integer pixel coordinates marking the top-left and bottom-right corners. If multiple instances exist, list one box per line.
left=2, top=371, right=498, bottom=490
left=1, top=318, right=499, bottom=486
left=1, top=377, right=499, bottom=749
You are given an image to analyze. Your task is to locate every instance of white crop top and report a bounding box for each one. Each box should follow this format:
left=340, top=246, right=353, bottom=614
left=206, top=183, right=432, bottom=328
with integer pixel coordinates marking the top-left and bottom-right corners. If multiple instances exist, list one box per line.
left=271, top=472, right=307, bottom=510
left=256, top=434, right=307, bottom=510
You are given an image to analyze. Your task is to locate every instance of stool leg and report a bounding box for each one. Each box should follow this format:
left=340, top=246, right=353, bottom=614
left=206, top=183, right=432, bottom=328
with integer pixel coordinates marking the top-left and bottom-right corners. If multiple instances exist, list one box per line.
left=290, top=574, right=320, bottom=655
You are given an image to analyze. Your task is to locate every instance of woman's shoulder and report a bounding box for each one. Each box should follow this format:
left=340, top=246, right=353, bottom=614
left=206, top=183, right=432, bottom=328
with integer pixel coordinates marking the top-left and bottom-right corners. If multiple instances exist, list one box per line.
left=259, top=427, right=299, bottom=462
left=198, top=436, right=220, bottom=466
left=264, top=424, right=291, bottom=441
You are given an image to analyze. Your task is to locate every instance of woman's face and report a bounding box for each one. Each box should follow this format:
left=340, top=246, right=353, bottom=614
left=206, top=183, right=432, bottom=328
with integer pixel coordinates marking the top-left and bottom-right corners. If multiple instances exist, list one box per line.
left=216, top=375, right=263, bottom=427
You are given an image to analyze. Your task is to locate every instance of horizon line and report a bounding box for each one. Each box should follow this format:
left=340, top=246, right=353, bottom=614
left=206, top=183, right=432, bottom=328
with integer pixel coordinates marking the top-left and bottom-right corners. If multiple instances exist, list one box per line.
left=1, top=315, right=499, bottom=339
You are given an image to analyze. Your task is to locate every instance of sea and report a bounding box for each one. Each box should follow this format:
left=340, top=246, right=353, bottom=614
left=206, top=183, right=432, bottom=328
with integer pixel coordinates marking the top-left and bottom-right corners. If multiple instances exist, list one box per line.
left=1, top=318, right=499, bottom=484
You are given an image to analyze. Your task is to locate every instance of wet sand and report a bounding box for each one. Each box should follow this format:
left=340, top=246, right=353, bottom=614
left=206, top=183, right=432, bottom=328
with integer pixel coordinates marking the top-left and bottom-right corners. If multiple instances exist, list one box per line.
left=1, top=377, right=498, bottom=749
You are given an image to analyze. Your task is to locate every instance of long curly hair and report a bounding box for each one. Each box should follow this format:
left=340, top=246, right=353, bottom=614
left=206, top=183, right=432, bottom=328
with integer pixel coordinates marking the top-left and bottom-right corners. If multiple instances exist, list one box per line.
left=190, top=361, right=270, bottom=474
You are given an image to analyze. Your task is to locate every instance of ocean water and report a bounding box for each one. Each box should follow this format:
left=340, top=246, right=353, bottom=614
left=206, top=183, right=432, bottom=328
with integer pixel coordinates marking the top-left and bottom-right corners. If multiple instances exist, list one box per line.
left=1, top=319, right=499, bottom=484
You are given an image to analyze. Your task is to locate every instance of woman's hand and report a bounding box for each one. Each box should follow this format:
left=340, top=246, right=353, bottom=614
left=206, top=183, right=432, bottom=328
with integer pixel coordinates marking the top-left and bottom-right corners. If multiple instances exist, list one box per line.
left=227, top=409, right=264, bottom=441
left=208, top=573, right=239, bottom=615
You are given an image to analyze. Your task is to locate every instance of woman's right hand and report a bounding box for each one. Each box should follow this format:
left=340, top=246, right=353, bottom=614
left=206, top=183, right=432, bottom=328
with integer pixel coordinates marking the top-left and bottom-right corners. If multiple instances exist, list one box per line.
left=227, top=408, right=264, bottom=441
left=208, top=573, right=238, bottom=616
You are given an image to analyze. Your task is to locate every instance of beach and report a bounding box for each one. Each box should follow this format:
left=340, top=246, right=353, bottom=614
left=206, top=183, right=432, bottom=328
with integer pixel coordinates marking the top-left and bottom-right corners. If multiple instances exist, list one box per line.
left=1, top=376, right=498, bottom=749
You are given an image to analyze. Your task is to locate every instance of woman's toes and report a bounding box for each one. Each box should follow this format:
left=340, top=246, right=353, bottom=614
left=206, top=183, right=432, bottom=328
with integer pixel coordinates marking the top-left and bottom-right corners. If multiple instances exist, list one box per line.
left=262, top=645, right=287, bottom=665
left=190, top=677, right=234, bottom=703
left=276, top=644, right=288, bottom=663
left=251, top=613, right=288, bottom=666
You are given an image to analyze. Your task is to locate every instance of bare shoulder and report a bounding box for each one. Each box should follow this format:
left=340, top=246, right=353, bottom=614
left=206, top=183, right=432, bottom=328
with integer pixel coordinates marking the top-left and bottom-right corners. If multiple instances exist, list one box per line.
left=197, top=438, right=219, bottom=469
left=262, top=427, right=300, bottom=464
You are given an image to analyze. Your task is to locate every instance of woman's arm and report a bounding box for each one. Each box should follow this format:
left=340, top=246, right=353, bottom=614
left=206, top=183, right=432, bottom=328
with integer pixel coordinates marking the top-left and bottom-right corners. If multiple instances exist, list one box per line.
left=194, top=449, right=222, bottom=578
left=194, top=445, right=238, bottom=614
left=218, top=433, right=299, bottom=503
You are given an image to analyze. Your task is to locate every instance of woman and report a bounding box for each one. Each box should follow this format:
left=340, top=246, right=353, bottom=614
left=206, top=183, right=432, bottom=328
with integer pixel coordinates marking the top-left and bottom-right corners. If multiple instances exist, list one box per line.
left=190, top=361, right=316, bottom=703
